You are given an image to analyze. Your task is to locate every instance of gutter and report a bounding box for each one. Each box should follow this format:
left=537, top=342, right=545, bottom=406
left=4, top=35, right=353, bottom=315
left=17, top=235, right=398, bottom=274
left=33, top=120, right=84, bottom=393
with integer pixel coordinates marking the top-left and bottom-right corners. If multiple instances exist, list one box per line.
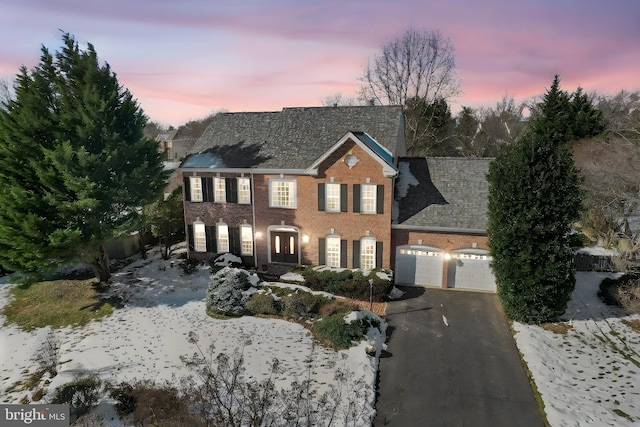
left=392, top=224, right=487, bottom=236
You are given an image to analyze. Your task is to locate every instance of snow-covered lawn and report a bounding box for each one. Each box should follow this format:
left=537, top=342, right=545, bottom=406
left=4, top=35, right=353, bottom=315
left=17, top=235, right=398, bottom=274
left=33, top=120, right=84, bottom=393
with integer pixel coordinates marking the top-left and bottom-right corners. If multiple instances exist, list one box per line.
left=3, top=251, right=639, bottom=427
left=0, top=250, right=385, bottom=426
left=514, top=272, right=640, bottom=426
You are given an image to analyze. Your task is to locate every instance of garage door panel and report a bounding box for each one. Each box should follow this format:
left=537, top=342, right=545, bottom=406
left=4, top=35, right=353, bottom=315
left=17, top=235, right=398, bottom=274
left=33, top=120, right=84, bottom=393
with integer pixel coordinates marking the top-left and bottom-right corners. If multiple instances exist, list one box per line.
left=450, top=256, right=496, bottom=292
left=395, top=246, right=443, bottom=287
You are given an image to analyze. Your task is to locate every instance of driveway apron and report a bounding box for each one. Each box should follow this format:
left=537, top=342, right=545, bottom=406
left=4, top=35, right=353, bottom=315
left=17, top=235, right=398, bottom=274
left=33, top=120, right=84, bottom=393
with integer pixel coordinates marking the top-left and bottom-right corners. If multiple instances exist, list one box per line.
left=374, top=287, right=544, bottom=427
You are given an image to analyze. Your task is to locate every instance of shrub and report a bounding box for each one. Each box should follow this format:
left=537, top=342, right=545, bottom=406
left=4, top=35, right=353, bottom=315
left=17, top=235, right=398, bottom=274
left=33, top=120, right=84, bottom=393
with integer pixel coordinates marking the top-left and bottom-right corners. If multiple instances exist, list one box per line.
left=31, top=328, right=61, bottom=376
left=599, top=273, right=640, bottom=314
left=245, top=293, right=280, bottom=316
left=281, top=291, right=317, bottom=319
left=51, top=376, right=102, bottom=421
left=313, top=311, right=370, bottom=349
left=109, top=380, right=203, bottom=426
left=206, top=267, right=253, bottom=316
left=299, top=268, right=392, bottom=301
left=179, top=258, right=201, bottom=275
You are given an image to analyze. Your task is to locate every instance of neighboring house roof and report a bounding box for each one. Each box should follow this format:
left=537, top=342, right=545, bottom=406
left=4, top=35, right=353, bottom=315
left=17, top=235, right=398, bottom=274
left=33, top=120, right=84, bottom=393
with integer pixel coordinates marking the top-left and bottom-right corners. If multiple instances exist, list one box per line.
left=155, top=129, right=178, bottom=142
left=182, top=106, right=405, bottom=171
left=394, top=157, right=492, bottom=233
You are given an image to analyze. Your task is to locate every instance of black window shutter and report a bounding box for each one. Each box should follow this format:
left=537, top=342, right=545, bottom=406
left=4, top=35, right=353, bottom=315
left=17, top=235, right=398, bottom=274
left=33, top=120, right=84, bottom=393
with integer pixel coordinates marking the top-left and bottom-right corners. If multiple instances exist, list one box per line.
left=352, top=240, right=361, bottom=269
left=340, top=184, right=348, bottom=212
left=184, top=177, right=191, bottom=202
left=353, top=184, right=361, bottom=213
left=205, top=225, right=217, bottom=253
left=230, top=227, right=241, bottom=255
left=203, top=178, right=214, bottom=202
left=376, top=185, right=385, bottom=214
left=187, top=225, right=194, bottom=251
left=376, top=242, right=384, bottom=268
left=317, top=183, right=325, bottom=211
left=340, top=240, right=348, bottom=268
left=318, top=238, right=326, bottom=265
left=227, top=178, right=237, bottom=203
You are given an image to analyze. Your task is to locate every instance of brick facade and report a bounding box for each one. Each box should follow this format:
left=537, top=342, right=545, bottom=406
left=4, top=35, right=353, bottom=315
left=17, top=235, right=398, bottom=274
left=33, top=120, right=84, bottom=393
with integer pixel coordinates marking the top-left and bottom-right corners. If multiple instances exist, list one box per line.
left=182, top=138, right=394, bottom=269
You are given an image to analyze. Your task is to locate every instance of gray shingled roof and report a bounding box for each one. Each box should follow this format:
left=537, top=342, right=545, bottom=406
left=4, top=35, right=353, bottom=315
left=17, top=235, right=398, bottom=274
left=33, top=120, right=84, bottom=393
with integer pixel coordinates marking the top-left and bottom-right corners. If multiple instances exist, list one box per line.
left=394, top=157, right=492, bottom=231
left=184, top=106, right=405, bottom=169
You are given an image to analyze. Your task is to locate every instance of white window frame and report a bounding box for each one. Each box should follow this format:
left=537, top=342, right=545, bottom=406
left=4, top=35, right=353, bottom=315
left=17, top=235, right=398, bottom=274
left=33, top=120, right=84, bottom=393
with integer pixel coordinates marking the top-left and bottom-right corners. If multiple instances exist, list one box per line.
left=194, top=221, right=206, bottom=252
left=217, top=223, right=229, bottom=253
left=361, top=184, right=376, bottom=214
left=326, top=235, right=341, bottom=268
left=237, top=177, right=251, bottom=204
left=360, top=237, right=376, bottom=271
left=214, top=177, right=226, bottom=202
left=325, top=183, right=341, bottom=212
left=190, top=177, right=203, bottom=202
left=240, top=225, right=253, bottom=256
left=269, top=179, right=296, bottom=208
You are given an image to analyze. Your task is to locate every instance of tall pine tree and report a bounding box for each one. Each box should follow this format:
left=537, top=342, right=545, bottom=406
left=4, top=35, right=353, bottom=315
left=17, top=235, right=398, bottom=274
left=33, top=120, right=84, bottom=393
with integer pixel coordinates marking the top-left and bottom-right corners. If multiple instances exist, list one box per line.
left=0, top=33, right=168, bottom=282
left=487, top=76, right=584, bottom=323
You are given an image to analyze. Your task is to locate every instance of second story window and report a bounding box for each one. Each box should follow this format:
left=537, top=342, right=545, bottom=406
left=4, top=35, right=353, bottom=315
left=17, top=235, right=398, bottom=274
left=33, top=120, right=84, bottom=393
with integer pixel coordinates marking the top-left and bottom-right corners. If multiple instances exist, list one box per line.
left=270, top=179, right=296, bottom=208
left=238, top=177, right=251, bottom=204
left=325, top=183, right=341, bottom=212
left=354, top=183, right=384, bottom=214
left=214, top=177, right=226, bottom=202
left=190, top=177, right=203, bottom=202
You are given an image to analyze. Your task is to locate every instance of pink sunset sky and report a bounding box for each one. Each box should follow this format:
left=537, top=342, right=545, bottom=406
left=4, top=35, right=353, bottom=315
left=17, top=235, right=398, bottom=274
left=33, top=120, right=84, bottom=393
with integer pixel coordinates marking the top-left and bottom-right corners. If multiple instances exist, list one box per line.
left=1, top=0, right=638, bottom=127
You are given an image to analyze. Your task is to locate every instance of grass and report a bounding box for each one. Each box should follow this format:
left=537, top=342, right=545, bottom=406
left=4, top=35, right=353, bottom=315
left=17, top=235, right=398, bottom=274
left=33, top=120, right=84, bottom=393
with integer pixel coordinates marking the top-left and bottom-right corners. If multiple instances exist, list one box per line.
left=622, top=318, right=640, bottom=333
left=2, top=278, right=117, bottom=331
left=541, top=322, right=574, bottom=335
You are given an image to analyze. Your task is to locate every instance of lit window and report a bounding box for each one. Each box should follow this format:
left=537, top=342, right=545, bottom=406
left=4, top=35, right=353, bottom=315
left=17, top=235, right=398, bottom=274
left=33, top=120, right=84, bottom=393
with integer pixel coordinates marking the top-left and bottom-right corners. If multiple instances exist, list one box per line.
left=238, top=177, right=251, bottom=204
left=360, top=238, right=376, bottom=270
left=274, top=235, right=281, bottom=253
left=361, top=184, right=376, bottom=213
left=240, top=225, right=253, bottom=255
left=326, top=236, right=341, bottom=268
left=194, top=222, right=206, bottom=252
left=190, top=177, right=203, bottom=202
left=270, top=179, right=296, bottom=208
left=217, top=224, right=229, bottom=252
left=325, top=183, right=340, bottom=212
left=214, top=177, right=226, bottom=202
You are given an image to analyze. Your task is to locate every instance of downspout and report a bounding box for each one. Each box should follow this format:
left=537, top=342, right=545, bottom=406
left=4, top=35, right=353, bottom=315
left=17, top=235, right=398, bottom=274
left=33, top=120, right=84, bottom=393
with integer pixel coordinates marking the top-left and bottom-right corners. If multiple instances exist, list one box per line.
left=250, top=173, right=258, bottom=269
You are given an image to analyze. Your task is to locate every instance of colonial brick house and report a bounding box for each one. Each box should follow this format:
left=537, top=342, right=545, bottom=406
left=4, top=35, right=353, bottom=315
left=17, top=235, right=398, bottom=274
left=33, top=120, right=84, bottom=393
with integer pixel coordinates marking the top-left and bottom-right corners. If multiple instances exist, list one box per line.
left=179, top=105, right=496, bottom=291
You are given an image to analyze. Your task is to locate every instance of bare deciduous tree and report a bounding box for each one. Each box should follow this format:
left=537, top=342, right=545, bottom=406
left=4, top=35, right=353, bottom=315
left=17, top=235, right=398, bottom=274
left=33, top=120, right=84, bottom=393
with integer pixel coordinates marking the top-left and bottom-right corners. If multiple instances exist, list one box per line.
left=358, top=27, right=461, bottom=154
left=320, top=93, right=361, bottom=107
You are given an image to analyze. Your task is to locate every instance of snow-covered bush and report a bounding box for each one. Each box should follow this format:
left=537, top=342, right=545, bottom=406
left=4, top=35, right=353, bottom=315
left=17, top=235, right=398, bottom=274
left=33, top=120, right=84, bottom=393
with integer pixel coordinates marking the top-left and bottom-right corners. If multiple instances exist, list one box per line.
left=206, top=267, right=253, bottom=316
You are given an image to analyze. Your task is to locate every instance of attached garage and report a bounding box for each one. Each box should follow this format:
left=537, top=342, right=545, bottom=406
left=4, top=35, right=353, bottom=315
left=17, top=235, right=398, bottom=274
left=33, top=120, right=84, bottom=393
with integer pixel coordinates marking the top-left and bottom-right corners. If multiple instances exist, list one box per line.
left=448, top=248, right=496, bottom=292
left=394, top=245, right=444, bottom=287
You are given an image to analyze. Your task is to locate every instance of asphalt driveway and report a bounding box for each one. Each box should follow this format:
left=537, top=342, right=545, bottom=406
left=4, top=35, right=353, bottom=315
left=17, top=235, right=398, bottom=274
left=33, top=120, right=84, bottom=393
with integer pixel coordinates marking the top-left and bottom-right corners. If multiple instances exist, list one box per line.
left=374, top=287, right=544, bottom=427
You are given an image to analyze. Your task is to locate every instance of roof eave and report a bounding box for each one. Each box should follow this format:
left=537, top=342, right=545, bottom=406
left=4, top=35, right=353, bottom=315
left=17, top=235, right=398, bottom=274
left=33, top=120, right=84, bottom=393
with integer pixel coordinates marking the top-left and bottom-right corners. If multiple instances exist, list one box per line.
left=391, top=224, right=487, bottom=235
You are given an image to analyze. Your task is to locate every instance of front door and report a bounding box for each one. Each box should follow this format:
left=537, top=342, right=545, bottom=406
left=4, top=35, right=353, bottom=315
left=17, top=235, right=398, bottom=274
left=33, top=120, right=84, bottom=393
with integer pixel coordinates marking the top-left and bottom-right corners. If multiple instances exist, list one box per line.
left=270, top=231, right=298, bottom=264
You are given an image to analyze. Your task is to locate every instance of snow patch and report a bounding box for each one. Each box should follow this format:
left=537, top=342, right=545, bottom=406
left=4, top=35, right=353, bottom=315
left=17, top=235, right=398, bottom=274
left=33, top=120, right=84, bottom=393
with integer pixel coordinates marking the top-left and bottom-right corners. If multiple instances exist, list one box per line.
left=396, top=161, right=419, bottom=198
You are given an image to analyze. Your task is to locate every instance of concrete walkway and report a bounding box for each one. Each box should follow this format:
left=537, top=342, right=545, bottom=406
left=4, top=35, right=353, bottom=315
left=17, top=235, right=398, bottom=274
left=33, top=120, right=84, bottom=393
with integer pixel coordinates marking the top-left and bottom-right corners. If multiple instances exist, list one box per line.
left=374, top=287, right=545, bottom=427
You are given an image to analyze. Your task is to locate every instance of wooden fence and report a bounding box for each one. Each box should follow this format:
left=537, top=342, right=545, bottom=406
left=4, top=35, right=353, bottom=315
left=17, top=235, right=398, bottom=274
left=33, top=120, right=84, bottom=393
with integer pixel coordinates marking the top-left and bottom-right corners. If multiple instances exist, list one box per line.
left=573, top=253, right=618, bottom=272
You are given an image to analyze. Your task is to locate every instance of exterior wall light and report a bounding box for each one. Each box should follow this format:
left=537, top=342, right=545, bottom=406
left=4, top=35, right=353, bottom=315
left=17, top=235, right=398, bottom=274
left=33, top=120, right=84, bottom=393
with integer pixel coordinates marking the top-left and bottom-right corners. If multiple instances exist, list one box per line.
left=302, top=235, right=310, bottom=243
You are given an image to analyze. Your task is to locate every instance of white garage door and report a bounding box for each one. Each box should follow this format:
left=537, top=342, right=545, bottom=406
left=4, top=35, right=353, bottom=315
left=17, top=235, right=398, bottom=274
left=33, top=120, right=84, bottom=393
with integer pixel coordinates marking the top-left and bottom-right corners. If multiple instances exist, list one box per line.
left=395, top=245, right=444, bottom=286
left=449, top=249, right=496, bottom=292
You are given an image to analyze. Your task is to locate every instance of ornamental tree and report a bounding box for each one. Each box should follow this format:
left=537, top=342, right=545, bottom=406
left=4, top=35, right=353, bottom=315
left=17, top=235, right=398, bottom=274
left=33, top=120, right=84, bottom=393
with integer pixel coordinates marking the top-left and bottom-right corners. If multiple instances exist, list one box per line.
left=0, top=33, right=168, bottom=282
left=487, top=76, right=589, bottom=323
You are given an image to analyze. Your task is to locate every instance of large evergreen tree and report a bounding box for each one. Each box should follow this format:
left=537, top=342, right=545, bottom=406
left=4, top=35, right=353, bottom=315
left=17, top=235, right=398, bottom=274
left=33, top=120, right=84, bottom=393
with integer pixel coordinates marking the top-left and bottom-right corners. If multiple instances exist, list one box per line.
left=0, top=33, right=168, bottom=282
left=487, top=76, right=587, bottom=323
